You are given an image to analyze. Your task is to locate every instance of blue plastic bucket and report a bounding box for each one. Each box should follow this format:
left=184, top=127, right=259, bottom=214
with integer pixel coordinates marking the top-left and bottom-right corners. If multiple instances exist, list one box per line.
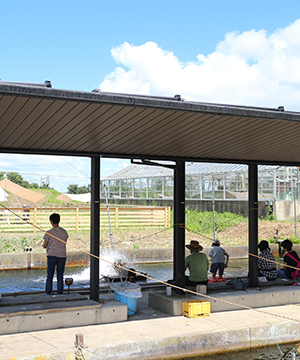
left=114, top=292, right=138, bottom=315
left=111, top=283, right=142, bottom=316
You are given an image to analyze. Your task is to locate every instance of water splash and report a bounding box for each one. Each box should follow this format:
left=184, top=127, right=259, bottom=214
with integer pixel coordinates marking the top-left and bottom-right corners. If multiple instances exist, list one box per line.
left=70, top=249, right=132, bottom=282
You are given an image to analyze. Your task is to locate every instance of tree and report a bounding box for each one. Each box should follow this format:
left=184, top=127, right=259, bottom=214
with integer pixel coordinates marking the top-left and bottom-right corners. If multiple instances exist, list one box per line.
left=77, top=185, right=90, bottom=194
left=6, top=172, right=27, bottom=187
left=67, top=184, right=90, bottom=194
left=5, top=172, right=42, bottom=189
left=29, top=182, right=39, bottom=189
left=67, top=184, right=79, bottom=194
left=40, top=182, right=51, bottom=189
left=0, top=172, right=5, bottom=181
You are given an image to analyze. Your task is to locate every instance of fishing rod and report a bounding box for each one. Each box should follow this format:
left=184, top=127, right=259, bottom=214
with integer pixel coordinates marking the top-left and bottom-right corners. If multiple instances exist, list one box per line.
left=103, top=184, right=114, bottom=249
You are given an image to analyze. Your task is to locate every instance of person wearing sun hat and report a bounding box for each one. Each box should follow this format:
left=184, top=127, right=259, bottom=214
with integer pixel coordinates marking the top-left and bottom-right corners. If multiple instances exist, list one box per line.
left=185, top=240, right=209, bottom=286
left=209, top=239, right=229, bottom=280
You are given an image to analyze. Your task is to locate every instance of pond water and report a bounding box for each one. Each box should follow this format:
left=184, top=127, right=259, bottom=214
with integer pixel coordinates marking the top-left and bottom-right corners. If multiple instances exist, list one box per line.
left=0, top=257, right=249, bottom=293
left=187, top=343, right=300, bottom=359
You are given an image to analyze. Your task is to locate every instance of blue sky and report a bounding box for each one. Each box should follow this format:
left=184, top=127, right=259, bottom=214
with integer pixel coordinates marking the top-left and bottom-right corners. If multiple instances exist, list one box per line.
left=2, top=1, right=300, bottom=192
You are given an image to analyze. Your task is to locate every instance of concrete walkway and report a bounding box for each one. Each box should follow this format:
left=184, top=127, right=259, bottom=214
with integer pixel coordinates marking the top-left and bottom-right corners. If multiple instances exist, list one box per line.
left=1, top=293, right=300, bottom=360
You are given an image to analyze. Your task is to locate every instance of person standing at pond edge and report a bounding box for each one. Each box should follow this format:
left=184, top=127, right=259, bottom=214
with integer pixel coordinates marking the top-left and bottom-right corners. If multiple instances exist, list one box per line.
left=43, top=213, right=68, bottom=295
left=185, top=240, right=208, bottom=286
left=209, top=239, right=229, bottom=280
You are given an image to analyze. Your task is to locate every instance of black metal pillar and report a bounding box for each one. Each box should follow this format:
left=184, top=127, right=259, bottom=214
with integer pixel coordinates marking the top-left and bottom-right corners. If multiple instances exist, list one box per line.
left=248, top=162, right=258, bottom=287
left=173, top=160, right=185, bottom=291
left=90, top=156, right=100, bottom=301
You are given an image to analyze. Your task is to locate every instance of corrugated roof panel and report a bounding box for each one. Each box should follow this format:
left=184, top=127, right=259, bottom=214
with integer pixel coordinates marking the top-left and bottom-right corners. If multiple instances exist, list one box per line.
left=132, top=113, right=219, bottom=156
left=1, top=97, right=42, bottom=147
left=20, top=100, right=76, bottom=148
left=88, top=107, right=158, bottom=153
left=51, top=103, right=103, bottom=150
left=62, top=104, right=137, bottom=152
left=63, top=104, right=117, bottom=151
left=1, top=84, right=300, bottom=165
left=106, top=109, right=188, bottom=154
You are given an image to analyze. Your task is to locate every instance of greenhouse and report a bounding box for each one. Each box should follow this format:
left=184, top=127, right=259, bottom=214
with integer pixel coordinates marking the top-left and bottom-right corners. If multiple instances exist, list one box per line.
left=102, top=162, right=300, bottom=201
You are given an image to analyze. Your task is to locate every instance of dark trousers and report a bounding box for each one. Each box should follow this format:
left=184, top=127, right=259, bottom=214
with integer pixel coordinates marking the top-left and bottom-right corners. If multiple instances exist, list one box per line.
left=46, top=256, right=66, bottom=294
left=185, top=275, right=208, bottom=286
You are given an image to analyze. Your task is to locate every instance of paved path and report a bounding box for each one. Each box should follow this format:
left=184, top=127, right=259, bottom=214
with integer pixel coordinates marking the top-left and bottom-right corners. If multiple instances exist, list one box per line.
left=1, top=302, right=300, bottom=360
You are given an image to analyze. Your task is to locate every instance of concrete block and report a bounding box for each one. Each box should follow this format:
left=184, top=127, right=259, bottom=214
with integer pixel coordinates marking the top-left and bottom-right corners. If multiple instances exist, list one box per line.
left=0, top=297, right=127, bottom=335
left=100, top=301, right=127, bottom=323
left=206, top=286, right=300, bottom=312
left=148, top=286, right=300, bottom=316
left=149, top=291, right=186, bottom=316
left=196, top=285, right=207, bottom=295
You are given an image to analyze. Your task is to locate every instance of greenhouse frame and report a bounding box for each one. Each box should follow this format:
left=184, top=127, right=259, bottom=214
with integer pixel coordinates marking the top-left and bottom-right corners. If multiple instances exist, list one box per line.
left=102, top=162, right=300, bottom=201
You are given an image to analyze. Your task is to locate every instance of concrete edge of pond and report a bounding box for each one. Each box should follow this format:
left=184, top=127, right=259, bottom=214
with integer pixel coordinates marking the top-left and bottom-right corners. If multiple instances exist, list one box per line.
left=0, top=302, right=300, bottom=360
left=1, top=243, right=294, bottom=271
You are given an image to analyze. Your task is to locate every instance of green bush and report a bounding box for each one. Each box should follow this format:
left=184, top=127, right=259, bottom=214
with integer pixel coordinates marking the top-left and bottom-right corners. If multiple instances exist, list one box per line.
left=171, top=209, right=247, bottom=235
left=263, top=206, right=277, bottom=221
left=267, top=235, right=300, bottom=245
left=287, top=235, right=300, bottom=244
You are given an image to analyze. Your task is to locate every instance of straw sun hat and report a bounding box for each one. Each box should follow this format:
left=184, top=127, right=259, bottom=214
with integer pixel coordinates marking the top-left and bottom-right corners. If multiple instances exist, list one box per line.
left=185, top=240, right=203, bottom=252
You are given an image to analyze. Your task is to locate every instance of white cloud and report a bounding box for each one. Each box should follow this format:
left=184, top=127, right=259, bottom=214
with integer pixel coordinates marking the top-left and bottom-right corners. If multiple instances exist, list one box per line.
left=101, top=158, right=130, bottom=177
left=0, top=154, right=91, bottom=192
left=0, top=155, right=131, bottom=192
left=100, top=19, right=300, bottom=111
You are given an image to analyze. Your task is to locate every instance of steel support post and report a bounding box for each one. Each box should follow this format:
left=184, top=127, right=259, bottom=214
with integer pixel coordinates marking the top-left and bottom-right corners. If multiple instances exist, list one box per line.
left=248, top=162, right=258, bottom=287
left=173, top=160, right=185, bottom=291
left=90, top=156, right=100, bottom=301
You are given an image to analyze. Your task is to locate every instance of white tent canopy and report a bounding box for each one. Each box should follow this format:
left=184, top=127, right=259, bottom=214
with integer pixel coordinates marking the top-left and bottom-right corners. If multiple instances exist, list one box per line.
left=56, top=193, right=91, bottom=203
left=67, top=193, right=91, bottom=202
left=0, top=187, right=8, bottom=202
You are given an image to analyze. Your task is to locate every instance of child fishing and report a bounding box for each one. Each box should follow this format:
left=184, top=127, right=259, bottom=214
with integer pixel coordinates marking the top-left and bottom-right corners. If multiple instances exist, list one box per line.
left=209, top=239, right=229, bottom=280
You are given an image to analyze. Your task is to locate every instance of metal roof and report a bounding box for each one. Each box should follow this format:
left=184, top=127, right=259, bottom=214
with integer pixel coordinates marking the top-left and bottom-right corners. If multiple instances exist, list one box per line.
left=103, top=162, right=276, bottom=180
left=1, top=83, right=300, bottom=165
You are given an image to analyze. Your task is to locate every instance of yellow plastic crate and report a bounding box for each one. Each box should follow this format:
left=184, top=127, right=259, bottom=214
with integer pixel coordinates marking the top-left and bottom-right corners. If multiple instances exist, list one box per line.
left=182, top=300, right=210, bottom=318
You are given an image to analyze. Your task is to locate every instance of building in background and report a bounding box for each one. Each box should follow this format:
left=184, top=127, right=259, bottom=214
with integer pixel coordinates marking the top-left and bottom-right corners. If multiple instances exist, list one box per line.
left=102, top=163, right=300, bottom=220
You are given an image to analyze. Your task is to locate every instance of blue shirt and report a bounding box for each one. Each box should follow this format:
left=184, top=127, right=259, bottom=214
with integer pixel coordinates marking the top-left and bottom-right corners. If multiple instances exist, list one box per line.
left=209, top=246, right=227, bottom=264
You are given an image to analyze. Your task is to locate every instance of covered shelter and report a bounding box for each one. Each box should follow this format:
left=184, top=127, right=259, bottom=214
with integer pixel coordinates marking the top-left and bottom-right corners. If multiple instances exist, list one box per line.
left=1, top=82, right=300, bottom=299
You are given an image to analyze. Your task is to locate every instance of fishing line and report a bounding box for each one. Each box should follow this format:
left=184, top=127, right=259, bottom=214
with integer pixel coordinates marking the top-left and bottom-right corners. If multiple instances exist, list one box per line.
left=61, top=157, right=90, bottom=179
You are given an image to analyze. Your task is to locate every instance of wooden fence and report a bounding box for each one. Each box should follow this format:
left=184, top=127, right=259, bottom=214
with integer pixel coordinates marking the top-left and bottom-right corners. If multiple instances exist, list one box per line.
left=0, top=206, right=171, bottom=233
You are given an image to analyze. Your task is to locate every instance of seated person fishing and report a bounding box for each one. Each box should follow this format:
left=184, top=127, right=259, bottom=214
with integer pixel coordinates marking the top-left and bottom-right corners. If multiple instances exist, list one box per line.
left=277, top=239, right=300, bottom=279
left=209, top=239, right=229, bottom=280
left=185, top=240, right=208, bottom=286
left=257, top=240, right=277, bottom=281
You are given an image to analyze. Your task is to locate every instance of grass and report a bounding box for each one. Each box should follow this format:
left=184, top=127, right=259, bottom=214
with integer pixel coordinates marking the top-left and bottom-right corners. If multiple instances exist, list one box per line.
left=178, top=209, right=247, bottom=235
left=0, top=234, right=43, bottom=253
left=267, top=234, right=300, bottom=245
left=2, top=208, right=300, bottom=253
left=31, top=188, right=64, bottom=205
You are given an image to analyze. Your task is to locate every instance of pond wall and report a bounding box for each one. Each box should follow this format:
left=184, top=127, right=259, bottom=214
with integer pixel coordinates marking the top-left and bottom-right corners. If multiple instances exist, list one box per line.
left=1, top=243, right=295, bottom=271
